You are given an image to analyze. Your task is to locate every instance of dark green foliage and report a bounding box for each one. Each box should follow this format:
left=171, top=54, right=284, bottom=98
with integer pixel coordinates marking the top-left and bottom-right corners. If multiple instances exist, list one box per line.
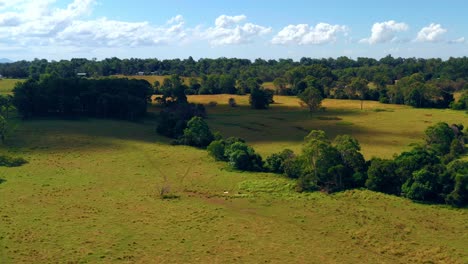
left=207, top=140, right=227, bottom=161
left=283, top=157, right=305, bottom=179
left=365, top=158, right=400, bottom=195
left=0, top=155, right=27, bottom=167
left=265, top=149, right=295, bottom=173
left=156, top=103, right=206, bottom=138
left=393, top=146, right=440, bottom=182
left=13, top=76, right=152, bottom=120
left=224, top=142, right=263, bottom=171
left=0, top=115, right=6, bottom=143
left=445, top=160, right=468, bottom=207
left=249, top=87, right=273, bottom=109
left=401, top=165, right=448, bottom=202
left=207, top=137, right=246, bottom=162
left=333, top=135, right=367, bottom=188
left=424, top=122, right=455, bottom=155
left=178, top=117, right=214, bottom=148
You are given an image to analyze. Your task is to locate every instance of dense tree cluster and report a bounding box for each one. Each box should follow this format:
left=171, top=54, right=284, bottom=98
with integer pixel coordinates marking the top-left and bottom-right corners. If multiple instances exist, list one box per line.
left=2, top=56, right=468, bottom=109
left=12, top=75, right=152, bottom=120
left=205, top=122, right=467, bottom=206
left=208, top=137, right=263, bottom=171
left=272, top=123, right=467, bottom=206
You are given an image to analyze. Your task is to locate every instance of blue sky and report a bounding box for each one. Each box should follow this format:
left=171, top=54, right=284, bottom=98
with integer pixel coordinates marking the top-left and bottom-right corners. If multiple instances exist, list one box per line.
left=0, top=0, right=467, bottom=61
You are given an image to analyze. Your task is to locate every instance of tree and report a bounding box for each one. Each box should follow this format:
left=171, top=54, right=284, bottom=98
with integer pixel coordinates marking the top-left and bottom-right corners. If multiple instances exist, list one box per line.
left=424, top=122, right=455, bottom=155
left=298, top=86, right=323, bottom=112
left=224, top=142, right=263, bottom=171
left=0, top=115, right=6, bottom=143
left=333, top=135, right=367, bottom=187
left=348, top=77, right=369, bottom=110
left=273, top=77, right=288, bottom=95
left=249, top=87, right=273, bottom=109
left=178, top=116, right=214, bottom=148
left=301, top=130, right=343, bottom=192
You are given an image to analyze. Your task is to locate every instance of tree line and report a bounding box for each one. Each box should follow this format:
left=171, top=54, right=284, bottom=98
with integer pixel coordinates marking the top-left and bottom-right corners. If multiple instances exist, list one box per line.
left=1, top=56, right=468, bottom=82
left=2, top=56, right=468, bottom=110
left=12, top=75, right=153, bottom=120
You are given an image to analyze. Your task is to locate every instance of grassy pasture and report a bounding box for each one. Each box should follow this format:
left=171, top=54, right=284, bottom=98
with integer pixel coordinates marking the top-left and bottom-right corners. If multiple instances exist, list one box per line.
left=0, top=79, right=23, bottom=95
left=112, top=75, right=193, bottom=85
left=0, top=97, right=467, bottom=263
left=186, top=95, right=468, bottom=158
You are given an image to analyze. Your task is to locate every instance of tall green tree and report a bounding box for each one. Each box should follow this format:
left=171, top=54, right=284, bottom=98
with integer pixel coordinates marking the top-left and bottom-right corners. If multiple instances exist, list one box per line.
left=298, top=86, right=323, bottom=112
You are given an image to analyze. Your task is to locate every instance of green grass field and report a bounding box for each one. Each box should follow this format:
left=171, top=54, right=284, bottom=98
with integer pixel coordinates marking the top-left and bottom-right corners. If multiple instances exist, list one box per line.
left=0, top=96, right=467, bottom=263
left=0, top=79, right=23, bottom=95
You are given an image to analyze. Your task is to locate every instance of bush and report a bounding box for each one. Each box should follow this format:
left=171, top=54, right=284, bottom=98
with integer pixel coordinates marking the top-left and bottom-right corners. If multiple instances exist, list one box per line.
left=208, top=101, right=218, bottom=107
left=0, top=155, right=27, bottom=167
left=224, top=142, right=263, bottom=171
left=228, top=98, right=237, bottom=107
left=283, top=157, right=305, bottom=179
left=207, top=140, right=227, bottom=161
left=265, top=149, right=295, bottom=173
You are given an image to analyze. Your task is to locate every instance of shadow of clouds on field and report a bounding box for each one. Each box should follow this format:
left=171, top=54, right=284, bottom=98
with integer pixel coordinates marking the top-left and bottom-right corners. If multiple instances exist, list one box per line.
left=6, top=117, right=168, bottom=153
left=6, top=102, right=419, bottom=155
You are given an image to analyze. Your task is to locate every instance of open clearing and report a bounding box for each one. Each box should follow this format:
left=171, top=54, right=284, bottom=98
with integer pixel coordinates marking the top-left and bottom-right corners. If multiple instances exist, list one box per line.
left=112, top=75, right=193, bottom=85
left=0, top=96, right=467, bottom=263
left=0, top=79, right=23, bottom=95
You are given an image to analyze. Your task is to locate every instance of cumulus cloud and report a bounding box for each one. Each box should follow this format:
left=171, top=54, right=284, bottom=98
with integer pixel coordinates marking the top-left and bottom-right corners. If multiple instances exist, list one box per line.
left=0, top=2, right=270, bottom=48
left=200, top=15, right=271, bottom=46
left=0, top=0, right=189, bottom=47
left=360, top=20, right=408, bottom=44
left=55, top=16, right=187, bottom=47
left=272, top=23, right=348, bottom=45
left=415, top=23, right=447, bottom=42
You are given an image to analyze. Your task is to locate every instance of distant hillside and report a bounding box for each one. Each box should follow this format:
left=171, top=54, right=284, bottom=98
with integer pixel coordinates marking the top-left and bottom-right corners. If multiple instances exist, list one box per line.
left=0, top=58, right=12, bottom=63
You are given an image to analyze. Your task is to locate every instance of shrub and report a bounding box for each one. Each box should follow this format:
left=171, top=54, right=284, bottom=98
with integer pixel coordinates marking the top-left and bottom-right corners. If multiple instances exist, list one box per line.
left=208, top=101, right=218, bottom=107
left=228, top=98, right=237, bottom=107
left=207, top=140, right=227, bottom=161
left=283, top=157, right=305, bottom=179
left=265, top=149, right=295, bottom=173
left=224, top=142, right=263, bottom=171
left=0, top=155, right=27, bottom=167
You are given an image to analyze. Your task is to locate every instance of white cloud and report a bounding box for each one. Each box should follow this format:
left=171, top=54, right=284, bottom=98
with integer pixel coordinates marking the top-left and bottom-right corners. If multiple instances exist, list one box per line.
left=360, top=20, right=408, bottom=44
left=272, top=23, right=348, bottom=45
left=415, top=23, right=447, bottom=42
left=448, top=37, right=466, bottom=44
left=200, top=15, right=271, bottom=46
left=0, top=0, right=189, bottom=47
left=55, top=16, right=187, bottom=47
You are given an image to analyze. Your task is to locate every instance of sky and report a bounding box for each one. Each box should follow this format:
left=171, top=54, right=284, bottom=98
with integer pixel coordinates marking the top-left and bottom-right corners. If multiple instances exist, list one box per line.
left=0, top=0, right=467, bottom=61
